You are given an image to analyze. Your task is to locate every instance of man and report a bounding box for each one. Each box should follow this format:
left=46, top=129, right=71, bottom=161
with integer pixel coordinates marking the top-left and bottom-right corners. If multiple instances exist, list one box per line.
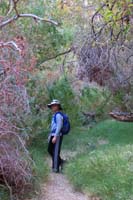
left=47, top=99, right=64, bottom=173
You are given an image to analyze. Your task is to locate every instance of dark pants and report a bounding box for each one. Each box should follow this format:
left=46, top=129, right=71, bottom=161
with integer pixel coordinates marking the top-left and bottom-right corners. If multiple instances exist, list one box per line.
left=48, top=135, right=63, bottom=172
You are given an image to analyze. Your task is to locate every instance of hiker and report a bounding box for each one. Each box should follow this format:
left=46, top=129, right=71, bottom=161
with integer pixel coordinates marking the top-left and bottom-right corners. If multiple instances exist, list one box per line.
left=47, top=99, right=70, bottom=173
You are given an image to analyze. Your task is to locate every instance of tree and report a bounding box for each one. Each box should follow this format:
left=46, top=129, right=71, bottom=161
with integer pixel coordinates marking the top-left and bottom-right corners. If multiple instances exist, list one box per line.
left=76, top=0, right=133, bottom=112
left=0, top=1, right=58, bottom=199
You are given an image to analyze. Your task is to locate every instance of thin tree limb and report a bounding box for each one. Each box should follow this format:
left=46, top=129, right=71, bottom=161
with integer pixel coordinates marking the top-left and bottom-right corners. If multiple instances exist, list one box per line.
left=0, top=41, right=21, bottom=52
left=6, top=0, right=14, bottom=16
left=0, top=14, right=58, bottom=29
left=41, top=48, right=72, bottom=64
left=19, top=14, right=59, bottom=25
left=0, top=15, right=18, bottom=28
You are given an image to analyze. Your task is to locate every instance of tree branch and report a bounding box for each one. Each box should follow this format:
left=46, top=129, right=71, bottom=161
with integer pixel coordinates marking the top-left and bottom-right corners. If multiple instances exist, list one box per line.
left=0, top=41, right=21, bottom=52
left=6, top=0, right=14, bottom=16
left=0, top=0, right=59, bottom=31
left=40, top=48, right=72, bottom=64
left=0, top=13, right=58, bottom=29
left=19, top=14, right=59, bottom=25
left=0, top=15, right=18, bottom=28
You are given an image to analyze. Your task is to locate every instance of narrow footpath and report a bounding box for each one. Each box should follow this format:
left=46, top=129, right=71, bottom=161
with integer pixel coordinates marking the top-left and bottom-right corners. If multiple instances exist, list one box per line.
left=32, top=150, right=100, bottom=200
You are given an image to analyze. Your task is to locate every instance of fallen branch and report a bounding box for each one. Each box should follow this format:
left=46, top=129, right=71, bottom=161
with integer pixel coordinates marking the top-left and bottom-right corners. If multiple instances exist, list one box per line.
left=109, top=112, right=133, bottom=122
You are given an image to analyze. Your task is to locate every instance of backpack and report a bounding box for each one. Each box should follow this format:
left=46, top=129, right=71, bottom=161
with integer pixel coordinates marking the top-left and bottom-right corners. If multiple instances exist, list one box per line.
left=54, top=112, right=70, bottom=135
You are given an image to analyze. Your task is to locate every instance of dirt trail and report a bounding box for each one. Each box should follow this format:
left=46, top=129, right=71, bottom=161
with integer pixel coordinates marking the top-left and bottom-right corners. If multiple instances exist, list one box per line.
left=33, top=150, right=91, bottom=200
left=31, top=150, right=100, bottom=200
left=38, top=168, right=89, bottom=200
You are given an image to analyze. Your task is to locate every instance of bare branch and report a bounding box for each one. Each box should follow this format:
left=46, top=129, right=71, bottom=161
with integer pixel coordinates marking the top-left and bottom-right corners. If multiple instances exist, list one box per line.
left=0, top=0, right=58, bottom=29
left=0, top=15, right=18, bottom=28
left=19, top=13, right=59, bottom=25
left=0, top=41, right=21, bottom=52
left=41, top=48, right=72, bottom=64
left=6, top=0, right=14, bottom=16
left=0, top=14, right=58, bottom=29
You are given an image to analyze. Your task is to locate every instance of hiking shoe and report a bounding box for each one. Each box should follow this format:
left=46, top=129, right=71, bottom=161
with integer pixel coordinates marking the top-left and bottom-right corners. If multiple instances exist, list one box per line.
left=60, top=159, right=67, bottom=171
left=52, top=168, right=59, bottom=173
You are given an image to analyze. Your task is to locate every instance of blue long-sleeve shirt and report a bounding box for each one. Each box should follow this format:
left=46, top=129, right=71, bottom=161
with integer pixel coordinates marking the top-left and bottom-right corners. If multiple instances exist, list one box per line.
left=50, top=113, right=63, bottom=136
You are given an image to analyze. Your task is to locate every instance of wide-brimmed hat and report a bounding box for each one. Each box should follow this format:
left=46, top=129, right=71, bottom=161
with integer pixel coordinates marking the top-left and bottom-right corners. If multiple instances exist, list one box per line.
left=47, top=99, right=62, bottom=109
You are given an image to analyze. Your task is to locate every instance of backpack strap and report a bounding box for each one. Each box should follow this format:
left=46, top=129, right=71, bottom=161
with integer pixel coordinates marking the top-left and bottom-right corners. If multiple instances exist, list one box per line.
left=54, top=112, right=63, bottom=123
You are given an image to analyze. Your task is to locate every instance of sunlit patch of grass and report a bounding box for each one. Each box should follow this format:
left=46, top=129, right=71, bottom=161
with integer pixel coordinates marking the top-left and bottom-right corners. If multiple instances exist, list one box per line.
left=88, top=120, right=133, bottom=145
left=66, top=145, right=133, bottom=200
left=65, top=120, right=133, bottom=200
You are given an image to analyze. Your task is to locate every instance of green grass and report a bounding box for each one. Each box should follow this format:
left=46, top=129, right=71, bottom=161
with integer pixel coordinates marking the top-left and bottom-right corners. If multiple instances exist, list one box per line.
left=88, top=119, right=133, bottom=145
left=29, top=130, right=49, bottom=182
left=62, top=126, right=92, bottom=152
left=26, top=129, right=49, bottom=199
left=0, top=187, right=9, bottom=200
left=64, top=120, right=133, bottom=200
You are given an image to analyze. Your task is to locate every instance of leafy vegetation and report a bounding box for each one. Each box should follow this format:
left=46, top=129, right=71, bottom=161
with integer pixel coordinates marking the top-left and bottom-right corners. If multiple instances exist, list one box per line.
left=0, top=0, right=132, bottom=199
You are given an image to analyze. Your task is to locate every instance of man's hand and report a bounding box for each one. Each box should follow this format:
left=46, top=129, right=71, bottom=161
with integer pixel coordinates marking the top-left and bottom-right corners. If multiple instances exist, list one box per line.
left=52, top=136, right=57, bottom=144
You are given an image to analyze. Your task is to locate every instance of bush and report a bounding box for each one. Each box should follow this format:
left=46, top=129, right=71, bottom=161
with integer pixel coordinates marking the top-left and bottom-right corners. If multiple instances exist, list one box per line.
left=0, top=119, right=34, bottom=200
left=79, top=87, right=110, bottom=121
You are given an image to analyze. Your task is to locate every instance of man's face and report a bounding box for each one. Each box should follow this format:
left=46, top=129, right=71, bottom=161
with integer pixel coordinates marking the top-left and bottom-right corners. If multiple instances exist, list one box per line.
left=51, top=104, right=59, bottom=112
